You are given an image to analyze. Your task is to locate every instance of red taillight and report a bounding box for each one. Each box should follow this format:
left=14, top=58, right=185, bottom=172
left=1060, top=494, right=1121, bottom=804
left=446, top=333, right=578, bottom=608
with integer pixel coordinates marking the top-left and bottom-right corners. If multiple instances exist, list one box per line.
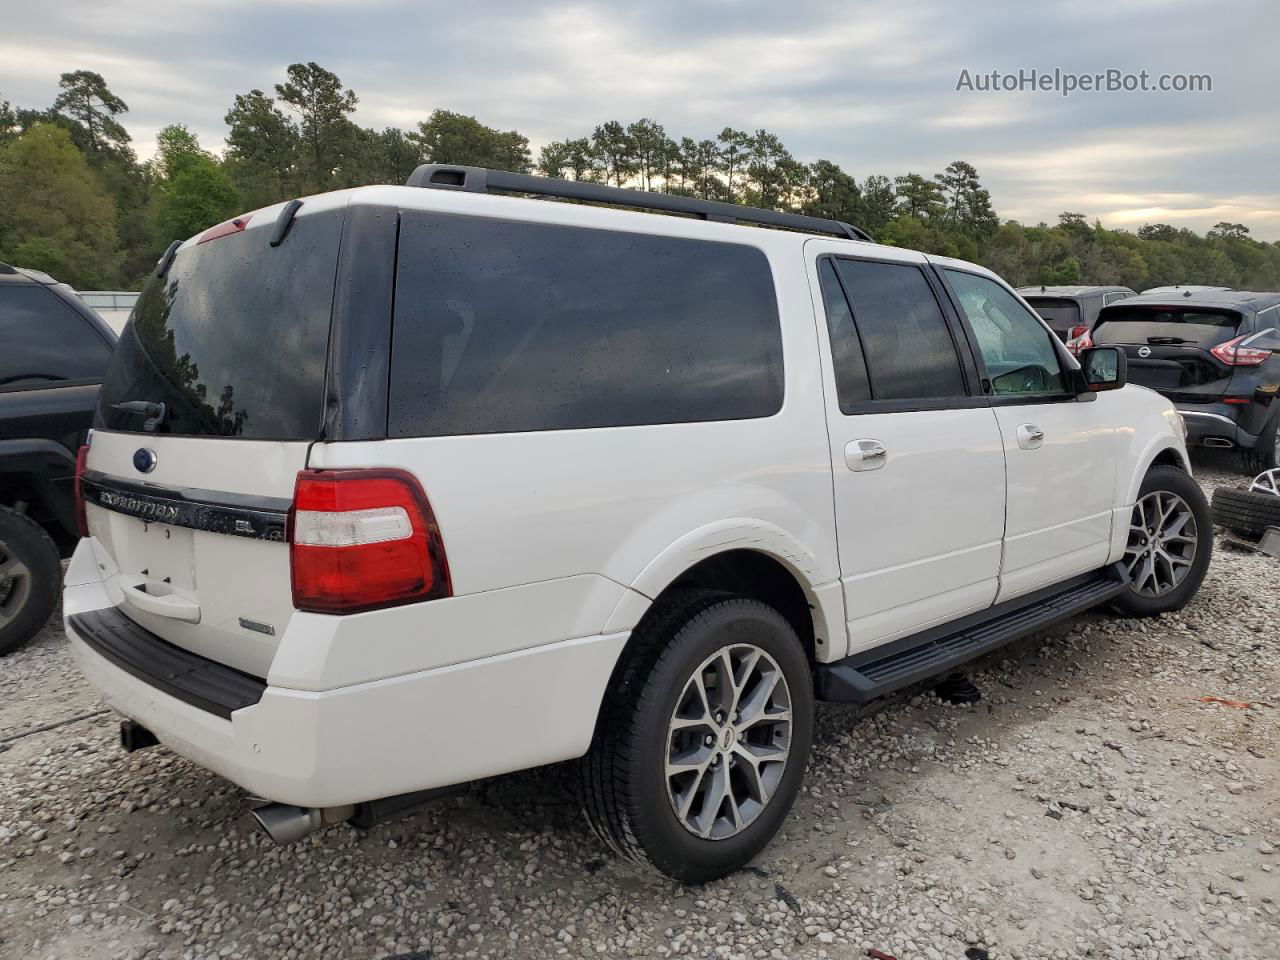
left=1066, top=328, right=1093, bottom=356
left=74, top=444, right=89, bottom=537
left=288, top=469, right=451, bottom=614
left=1210, top=335, right=1269, bottom=366
left=1067, top=324, right=1090, bottom=341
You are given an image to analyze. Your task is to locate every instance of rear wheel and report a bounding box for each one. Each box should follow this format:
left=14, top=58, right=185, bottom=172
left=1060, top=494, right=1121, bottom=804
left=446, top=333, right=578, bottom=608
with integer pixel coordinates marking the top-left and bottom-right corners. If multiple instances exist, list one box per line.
left=582, top=591, right=813, bottom=883
left=1113, top=466, right=1212, bottom=617
left=0, top=507, right=62, bottom=656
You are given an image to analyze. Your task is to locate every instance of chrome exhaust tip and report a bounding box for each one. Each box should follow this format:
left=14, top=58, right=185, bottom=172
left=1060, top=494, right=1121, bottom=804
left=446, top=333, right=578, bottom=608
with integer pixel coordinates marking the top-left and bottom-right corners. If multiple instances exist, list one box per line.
left=251, top=803, right=324, bottom=844
left=1203, top=437, right=1235, bottom=448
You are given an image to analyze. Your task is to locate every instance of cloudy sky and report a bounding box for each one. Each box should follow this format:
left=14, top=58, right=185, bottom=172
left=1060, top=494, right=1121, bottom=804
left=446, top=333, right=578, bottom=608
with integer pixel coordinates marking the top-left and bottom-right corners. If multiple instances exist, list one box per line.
left=4, top=0, right=1277, bottom=238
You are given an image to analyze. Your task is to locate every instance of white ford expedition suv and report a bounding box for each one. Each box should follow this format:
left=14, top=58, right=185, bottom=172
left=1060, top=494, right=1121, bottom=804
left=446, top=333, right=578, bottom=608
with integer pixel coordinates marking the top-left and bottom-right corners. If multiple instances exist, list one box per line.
left=65, top=166, right=1211, bottom=883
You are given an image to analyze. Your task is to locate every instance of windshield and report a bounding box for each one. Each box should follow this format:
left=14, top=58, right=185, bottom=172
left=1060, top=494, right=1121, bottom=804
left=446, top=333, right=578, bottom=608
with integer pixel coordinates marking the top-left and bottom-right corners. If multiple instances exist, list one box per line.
left=96, top=208, right=343, bottom=439
left=1093, top=307, right=1242, bottom=348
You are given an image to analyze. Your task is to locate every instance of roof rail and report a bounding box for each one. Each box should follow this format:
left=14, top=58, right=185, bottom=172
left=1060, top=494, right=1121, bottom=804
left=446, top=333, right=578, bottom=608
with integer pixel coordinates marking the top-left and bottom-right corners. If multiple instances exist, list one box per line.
left=404, top=164, right=873, bottom=242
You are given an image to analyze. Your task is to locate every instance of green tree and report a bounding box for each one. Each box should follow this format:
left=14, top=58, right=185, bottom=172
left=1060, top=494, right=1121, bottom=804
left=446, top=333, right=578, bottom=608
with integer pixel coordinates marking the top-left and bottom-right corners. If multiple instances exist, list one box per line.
left=717, top=127, right=751, bottom=201
left=589, top=121, right=636, bottom=187
left=859, top=175, right=896, bottom=234
left=53, top=70, right=131, bottom=157
left=275, top=62, right=359, bottom=189
left=935, top=160, right=997, bottom=236
left=626, top=118, right=667, bottom=191
left=0, top=98, right=17, bottom=145
left=743, top=130, right=802, bottom=209
left=223, top=89, right=301, bottom=207
left=151, top=126, right=240, bottom=245
left=0, top=123, right=120, bottom=287
left=413, top=110, right=530, bottom=172
left=802, top=160, right=862, bottom=225
left=893, top=173, right=945, bottom=221
left=154, top=159, right=240, bottom=244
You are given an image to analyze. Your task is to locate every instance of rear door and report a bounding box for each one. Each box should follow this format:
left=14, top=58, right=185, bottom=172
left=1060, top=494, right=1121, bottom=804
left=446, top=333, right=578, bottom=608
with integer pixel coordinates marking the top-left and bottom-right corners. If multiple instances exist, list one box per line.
left=82, top=200, right=349, bottom=677
left=1092, top=305, right=1248, bottom=403
left=939, top=268, right=1118, bottom=600
left=806, top=241, right=1007, bottom=653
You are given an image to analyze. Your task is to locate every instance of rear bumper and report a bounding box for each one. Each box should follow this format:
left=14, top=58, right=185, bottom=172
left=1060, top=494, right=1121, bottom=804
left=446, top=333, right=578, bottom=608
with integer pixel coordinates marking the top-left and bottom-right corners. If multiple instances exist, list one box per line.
left=64, top=542, right=627, bottom=808
left=1176, top=406, right=1260, bottom=451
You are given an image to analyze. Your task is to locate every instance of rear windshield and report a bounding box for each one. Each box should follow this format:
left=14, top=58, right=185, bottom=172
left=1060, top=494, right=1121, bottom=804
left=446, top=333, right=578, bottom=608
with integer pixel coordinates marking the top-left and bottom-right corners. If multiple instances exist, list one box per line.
left=388, top=213, right=783, bottom=437
left=1093, top=307, right=1243, bottom=348
left=97, top=208, right=343, bottom=439
left=1023, top=298, right=1081, bottom=329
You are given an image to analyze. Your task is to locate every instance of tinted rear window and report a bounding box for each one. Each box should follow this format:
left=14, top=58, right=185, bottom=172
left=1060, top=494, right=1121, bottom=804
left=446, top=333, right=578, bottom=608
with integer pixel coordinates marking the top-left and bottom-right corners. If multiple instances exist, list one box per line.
left=1093, top=308, right=1243, bottom=348
left=0, top=285, right=112, bottom=387
left=388, top=213, right=783, bottom=437
left=830, top=258, right=965, bottom=401
left=1023, top=298, right=1082, bottom=329
left=97, top=208, right=343, bottom=439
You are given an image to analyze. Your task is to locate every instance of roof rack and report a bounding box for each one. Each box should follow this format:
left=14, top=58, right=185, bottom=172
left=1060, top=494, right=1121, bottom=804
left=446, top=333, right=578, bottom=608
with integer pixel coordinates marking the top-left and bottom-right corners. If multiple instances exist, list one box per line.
left=404, top=164, right=873, bottom=242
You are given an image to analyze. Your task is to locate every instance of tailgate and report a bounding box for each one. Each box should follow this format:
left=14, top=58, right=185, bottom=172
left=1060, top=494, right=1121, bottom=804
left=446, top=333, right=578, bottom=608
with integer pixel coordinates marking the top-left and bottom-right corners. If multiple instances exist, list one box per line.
left=83, top=198, right=349, bottom=676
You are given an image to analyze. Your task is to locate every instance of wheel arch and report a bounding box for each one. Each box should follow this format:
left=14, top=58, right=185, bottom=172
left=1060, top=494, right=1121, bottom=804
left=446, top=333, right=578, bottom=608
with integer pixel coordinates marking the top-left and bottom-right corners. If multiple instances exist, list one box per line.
left=602, top=520, right=843, bottom=664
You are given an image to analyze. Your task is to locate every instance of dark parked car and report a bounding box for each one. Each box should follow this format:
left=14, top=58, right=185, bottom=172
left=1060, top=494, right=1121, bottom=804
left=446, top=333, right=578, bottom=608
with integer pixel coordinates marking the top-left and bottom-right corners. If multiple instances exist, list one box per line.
left=1016, top=285, right=1137, bottom=342
left=0, top=262, right=116, bottom=655
left=1080, top=290, right=1280, bottom=468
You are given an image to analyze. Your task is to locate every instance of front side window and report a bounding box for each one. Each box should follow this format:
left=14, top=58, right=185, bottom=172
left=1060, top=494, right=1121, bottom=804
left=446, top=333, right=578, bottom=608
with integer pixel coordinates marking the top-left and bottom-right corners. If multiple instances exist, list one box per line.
left=945, top=270, right=1067, bottom=397
left=389, top=214, right=784, bottom=437
left=828, top=258, right=966, bottom=402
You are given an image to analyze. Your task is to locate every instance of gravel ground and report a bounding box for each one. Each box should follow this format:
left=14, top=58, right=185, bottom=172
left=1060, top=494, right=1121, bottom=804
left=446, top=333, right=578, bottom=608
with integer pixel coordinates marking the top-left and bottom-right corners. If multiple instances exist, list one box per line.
left=1, top=454, right=1277, bottom=960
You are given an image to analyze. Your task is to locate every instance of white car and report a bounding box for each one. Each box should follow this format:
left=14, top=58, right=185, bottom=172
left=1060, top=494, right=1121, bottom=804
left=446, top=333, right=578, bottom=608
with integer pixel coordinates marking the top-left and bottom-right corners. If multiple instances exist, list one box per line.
left=64, top=167, right=1211, bottom=883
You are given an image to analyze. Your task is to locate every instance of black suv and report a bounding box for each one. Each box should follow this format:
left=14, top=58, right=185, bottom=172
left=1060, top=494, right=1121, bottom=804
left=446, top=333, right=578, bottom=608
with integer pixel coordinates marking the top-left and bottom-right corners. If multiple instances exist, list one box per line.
left=0, top=263, right=116, bottom=654
left=1086, top=290, right=1280, bottom=468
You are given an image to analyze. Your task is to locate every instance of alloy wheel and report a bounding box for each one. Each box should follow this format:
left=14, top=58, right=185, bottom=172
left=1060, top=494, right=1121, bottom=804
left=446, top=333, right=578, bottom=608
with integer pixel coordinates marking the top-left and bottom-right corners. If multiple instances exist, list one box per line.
left=0, top=539, right=32, bottom=629
left=1123, top=491, right=1198, bottom=598
left=665, top=643, right=792, bottom=841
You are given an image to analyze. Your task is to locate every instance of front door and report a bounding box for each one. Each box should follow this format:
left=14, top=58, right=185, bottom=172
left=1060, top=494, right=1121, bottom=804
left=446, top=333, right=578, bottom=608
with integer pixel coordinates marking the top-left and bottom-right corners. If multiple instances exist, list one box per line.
left=806, top=242, right=1007, bottom=654
left=938, top=267, right=1118, bottom=601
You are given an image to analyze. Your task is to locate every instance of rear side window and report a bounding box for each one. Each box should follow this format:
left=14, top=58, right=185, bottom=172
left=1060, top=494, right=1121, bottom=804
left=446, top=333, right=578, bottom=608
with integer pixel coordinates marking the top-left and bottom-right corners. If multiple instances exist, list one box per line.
left=1023, top=297, right=1082, bottom=330
left=389, top=214, right=783, bottom=437
left=1093, top=308, right=1243, bottom=348
left=817, top=259, right=871, bottom=410
left=826, top=258, right=965, bottom=402
left=0, top=285, right=112, bottom=387
left=97, top=208, right=343, bottom=439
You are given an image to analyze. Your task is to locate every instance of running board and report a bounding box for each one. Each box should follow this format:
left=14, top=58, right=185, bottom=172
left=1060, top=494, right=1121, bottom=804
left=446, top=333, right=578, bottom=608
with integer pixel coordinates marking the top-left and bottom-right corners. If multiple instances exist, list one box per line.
left=816, top=565, right=1127, bottom=704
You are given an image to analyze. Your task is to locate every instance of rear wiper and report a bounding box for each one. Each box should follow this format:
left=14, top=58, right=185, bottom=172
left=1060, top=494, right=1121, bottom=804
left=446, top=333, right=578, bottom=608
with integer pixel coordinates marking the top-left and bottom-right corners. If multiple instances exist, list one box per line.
left=1146, top=336, right=1190, bottom=345
left=111, top=400, right=167, bottom=432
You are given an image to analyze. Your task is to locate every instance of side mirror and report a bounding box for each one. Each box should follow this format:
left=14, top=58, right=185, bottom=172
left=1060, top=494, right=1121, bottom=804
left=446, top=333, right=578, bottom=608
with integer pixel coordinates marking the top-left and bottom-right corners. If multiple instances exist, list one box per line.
left=1079, top=346, right=1127, bottom=392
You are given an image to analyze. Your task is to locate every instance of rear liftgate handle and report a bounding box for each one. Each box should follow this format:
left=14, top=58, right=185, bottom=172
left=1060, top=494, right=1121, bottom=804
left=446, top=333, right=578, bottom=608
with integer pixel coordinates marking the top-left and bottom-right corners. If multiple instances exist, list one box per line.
left=120, top=580, right=202, bottom=624
left=845, top=439, right=887, bottom=472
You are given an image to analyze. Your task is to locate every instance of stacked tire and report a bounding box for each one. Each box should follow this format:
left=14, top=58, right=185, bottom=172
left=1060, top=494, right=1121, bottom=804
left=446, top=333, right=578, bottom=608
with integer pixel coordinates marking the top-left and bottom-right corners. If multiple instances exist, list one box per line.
left=1211, top=486, right=1280, bottom=538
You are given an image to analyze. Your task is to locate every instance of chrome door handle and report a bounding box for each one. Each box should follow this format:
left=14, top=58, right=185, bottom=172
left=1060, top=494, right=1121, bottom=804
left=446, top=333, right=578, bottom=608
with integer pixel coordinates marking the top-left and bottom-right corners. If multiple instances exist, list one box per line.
left=1017, top=424, right=1045, bottom=450
left=845, top=439, right=887, bottom=471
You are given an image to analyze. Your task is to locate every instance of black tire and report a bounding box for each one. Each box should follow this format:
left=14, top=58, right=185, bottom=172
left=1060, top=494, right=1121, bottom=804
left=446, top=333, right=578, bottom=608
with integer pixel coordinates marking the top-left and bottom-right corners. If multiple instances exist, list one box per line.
left=0, top=507, right=62, bottom=657
left=1112, top=465, right=1212, bottom=618
left=582, top=590, right=814, bottom=884
left=1211, top=485, right=1280, bottom=537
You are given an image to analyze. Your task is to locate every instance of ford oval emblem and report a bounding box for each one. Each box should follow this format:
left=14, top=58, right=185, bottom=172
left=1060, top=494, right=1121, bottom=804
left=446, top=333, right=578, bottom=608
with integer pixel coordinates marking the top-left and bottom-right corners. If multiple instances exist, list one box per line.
left=133, top=448, right=158, bottom=473
left=1138, top=346, right=1152, bottom=358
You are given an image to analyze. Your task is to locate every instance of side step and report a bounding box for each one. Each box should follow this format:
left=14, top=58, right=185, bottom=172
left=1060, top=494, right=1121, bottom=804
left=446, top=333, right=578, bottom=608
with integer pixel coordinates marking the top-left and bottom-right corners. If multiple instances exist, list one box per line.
left=817, top=565, right=1127, bottom=704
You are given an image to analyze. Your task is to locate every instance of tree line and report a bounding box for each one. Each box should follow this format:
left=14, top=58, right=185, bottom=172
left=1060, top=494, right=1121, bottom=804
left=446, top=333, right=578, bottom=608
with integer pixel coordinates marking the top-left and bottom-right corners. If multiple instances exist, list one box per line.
left=2, top=63, right=1278, bottom=292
